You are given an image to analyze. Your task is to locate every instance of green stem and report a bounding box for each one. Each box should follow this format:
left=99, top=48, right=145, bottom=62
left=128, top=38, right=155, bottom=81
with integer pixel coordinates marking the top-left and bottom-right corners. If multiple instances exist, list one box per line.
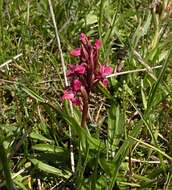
left=80, top=86, right=89, bottom=128
left=0, top=143, right=14, bottom=190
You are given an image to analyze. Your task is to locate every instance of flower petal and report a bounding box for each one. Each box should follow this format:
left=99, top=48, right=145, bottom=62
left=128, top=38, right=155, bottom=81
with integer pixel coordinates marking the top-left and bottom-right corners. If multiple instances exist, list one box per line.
left=80, top=33, right=88, bottom=44
left=70, top=48, right=81, bottom=57
left=100, top=65, right=113, bottom=78
left=62, top=89, right=80, bottom=106
left=102, top=79, right=109, bottom=88
left=72, top=79, right=81, bottom=91
left=62, top=90, right=75, bottom=101
left=94, top=39, right=102, bottom=49
left=72, top=98, right=81, bottom=106
left=74, top=64, right=86, bottom=74
left=66, top=64, right=75, bottom=77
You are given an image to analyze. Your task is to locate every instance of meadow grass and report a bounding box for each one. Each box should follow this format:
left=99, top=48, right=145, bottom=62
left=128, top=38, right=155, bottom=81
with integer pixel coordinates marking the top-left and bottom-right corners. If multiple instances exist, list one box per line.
left=0, top=0, right=172, bottom=189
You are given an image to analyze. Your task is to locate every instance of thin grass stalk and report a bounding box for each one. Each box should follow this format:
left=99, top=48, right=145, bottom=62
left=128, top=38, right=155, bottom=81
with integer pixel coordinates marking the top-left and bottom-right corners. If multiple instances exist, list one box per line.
left=48, top=0, right=68, bottom=86
left=106, top=65, right=162, bottom=78
left=0, top=143, right=14, bottom=190
left=0, top=53, right=23, bottom=69
left=129, top=136, right=172, bottom=161
left=48, top=0, right=75, bottom=172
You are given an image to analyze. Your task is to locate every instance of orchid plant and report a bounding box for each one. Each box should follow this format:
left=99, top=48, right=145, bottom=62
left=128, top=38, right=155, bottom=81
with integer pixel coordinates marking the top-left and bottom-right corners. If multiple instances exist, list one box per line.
left=62, top=33, right=113, bottom=128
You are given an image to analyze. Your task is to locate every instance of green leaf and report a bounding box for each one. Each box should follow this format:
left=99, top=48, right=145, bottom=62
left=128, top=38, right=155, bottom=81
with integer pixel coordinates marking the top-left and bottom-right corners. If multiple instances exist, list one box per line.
left=86, top=13, right=97, bottom=25
left=109, top=123, right=142, bottom=189
left=141, top=79, right=147, bottom=110
left=98, top=158, right=112, bottom=176
left=14, top=180, right=28, bottom=190
left=30, top=158, right=71, bottom=178
left=30, top=132, right=53, bottom=143
left=22, top=87, right=45, bottom=102
left=108, top=105, right=124, bottom=148
left=141, top=11, right=152, bottom=37
left=147, top=47, right=172, bottom=109
left=86, top=134, right=105, bottom=150
left=32, top=144, right=67, bottom=154
left=98, top=82, right=112, bottom=99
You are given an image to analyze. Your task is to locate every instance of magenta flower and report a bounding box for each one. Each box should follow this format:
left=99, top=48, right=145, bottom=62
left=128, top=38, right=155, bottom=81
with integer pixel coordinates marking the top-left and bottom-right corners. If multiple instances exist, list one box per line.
left=62, top=33, right=113, bottom=127
left=62, top=89, right=75, bottom=101
left=74, top=64, right=86, bottom=75
left=94, top=39, right=102, bottom=49
left=102, top=79, right=109, bottom=87
left=99, top=65, right=113, bottom=78
left=67, top=64, right=86, bottom=77
left=92, top=65, right=112, bottom=87
left=63, top=33, right=113, bottom=103
left=62, top=89, right=80, bottom=105
left=72, top=79, right=81, bottom=91
left=70, top=48, right=81, bottom=57
left=72, top=98, right=81, bottom=106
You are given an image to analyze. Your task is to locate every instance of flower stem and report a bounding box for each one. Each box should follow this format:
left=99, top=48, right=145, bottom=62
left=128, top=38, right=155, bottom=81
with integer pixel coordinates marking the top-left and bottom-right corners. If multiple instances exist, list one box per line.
left=81, top=87, right=89, bottom=128
left=0, top=143, right=14, bottom=190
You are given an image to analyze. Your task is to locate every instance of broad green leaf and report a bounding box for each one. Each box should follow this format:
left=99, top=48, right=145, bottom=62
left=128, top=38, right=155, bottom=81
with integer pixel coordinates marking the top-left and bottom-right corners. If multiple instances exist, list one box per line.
left=30, top=132, right=53, bottom=143
left=30, top=158, right=71, bottom=178
left=86, top=134, right=105, bottom=150
left=86, top=13, right=97, bottom=25
left=32, top=144, right=67, bottom=154
left=108, top=105, right=124, bottom=149
left=147, top=47, right=172, bottom=109
left=141, top=12, right=152, bottom=37
left=98, top=158, right=112, bottom=176
left=14, top=180, right=28, bottom=190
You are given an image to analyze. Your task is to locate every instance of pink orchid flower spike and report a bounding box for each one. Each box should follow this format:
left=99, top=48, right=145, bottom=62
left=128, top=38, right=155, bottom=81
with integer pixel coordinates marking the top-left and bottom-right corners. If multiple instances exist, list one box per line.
left=62, top=33, right=113, bottom=128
